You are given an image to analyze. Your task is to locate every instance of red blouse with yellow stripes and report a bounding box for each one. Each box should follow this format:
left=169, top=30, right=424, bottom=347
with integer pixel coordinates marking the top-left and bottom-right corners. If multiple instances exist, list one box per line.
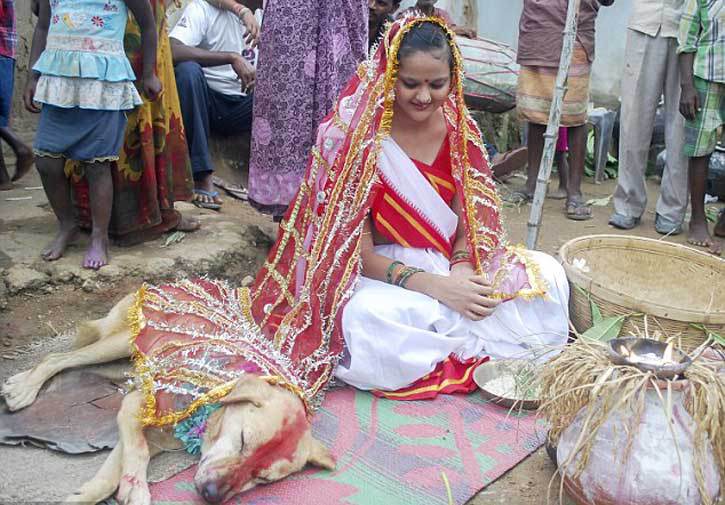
left=371, top=135, right=456, bottom=257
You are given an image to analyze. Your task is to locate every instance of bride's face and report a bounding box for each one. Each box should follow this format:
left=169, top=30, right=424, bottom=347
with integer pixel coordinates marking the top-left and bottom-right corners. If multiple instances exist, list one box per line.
left=394, top=50, right=451, bottom=124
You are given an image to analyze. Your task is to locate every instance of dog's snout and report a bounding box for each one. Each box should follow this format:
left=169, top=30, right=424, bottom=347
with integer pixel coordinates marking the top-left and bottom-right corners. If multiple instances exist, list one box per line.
left=200, top=482, right=223, bottom=503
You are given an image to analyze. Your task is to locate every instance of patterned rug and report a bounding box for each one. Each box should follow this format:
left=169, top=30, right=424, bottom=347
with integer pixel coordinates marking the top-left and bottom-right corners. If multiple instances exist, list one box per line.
left=150, top=387, right=546, bottom=505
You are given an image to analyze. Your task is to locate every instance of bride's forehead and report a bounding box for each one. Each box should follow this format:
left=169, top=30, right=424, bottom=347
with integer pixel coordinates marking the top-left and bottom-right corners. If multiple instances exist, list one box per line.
left=396, top=50, right=452, bottom=73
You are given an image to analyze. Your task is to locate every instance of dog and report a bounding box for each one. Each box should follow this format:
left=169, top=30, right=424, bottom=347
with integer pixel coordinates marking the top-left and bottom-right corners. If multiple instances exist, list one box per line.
left=1, top=293, right=335, bottom=505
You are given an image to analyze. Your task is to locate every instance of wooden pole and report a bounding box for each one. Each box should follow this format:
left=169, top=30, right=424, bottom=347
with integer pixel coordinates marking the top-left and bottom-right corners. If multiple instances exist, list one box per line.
left=525, top=0, right=582, bottom=250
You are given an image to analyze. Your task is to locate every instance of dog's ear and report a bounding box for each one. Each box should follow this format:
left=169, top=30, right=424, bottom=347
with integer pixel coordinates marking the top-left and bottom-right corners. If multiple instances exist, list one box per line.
left=219, top=375, right=268, bottom=407
left=306, top=437, right=335, bottom=470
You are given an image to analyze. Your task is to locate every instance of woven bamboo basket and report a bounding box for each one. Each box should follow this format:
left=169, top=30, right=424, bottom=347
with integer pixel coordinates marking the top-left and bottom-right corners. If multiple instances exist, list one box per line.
left=559, top=235, right=725, bottom=350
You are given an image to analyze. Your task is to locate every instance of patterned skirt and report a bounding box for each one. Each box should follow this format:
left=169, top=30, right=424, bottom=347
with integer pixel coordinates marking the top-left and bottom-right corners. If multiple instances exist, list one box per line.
left=67, top=1, right=193, bottom=242
left=516, top=44, right=591, bottom=127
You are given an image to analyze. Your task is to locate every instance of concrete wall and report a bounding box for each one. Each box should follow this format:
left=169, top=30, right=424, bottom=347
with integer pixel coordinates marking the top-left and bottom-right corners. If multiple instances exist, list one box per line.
left=400, top=0, right=634, bottom=105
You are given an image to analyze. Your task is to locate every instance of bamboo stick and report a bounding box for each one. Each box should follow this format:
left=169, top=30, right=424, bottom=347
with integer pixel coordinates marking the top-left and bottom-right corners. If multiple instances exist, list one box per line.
left=525, top=0, right=582, bottom=250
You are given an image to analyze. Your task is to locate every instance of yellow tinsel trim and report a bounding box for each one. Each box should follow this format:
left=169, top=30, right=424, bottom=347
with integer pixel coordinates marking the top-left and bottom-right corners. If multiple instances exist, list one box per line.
left=127, top=284, right=311, bottom=427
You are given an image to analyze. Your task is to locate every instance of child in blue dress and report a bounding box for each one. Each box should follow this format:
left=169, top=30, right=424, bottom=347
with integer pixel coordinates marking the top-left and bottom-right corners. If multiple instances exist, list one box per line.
left=24, top=0, right=161, bottom=269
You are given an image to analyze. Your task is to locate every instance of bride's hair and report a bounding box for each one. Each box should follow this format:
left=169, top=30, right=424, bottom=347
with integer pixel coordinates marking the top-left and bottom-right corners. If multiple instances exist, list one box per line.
left=397, top=21, right=454, bottom=69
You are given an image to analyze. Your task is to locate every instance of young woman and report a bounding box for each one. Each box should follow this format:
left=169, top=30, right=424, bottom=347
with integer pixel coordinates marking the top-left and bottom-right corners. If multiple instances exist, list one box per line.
left=100, top=16, right=569, bottom=420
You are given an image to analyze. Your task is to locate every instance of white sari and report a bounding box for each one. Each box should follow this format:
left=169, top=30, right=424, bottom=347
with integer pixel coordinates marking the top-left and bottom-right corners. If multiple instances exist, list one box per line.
left=334, top=139, right=570, bottom=392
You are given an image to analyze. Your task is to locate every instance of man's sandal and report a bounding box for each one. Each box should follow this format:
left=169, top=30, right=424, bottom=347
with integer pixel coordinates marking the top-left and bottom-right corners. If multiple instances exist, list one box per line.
left=565, top=198, right=592, bottom=221
left=192, top=189, right=222, bottom=210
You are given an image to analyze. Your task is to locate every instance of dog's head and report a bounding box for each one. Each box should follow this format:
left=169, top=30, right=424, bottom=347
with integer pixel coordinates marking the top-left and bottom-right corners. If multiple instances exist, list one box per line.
left=194, top=375, right=335, bottom=503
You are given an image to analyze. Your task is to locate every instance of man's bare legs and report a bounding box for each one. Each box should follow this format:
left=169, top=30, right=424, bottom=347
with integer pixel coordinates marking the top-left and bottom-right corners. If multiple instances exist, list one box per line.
left=35, top=156, right=79, bottom=260
left=524, top=122, right=546, bottom=198
left=84, top=161, right=113, bottom=269
left=564, top=124, right=592, bottom=220
left=687, top=154, right=721, bottom=255
left=548, top=150, right=570, bottom=199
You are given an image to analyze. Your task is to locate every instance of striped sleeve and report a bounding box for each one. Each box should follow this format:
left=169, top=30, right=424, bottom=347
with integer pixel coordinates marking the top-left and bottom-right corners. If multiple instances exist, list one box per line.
left=677, top=0, right=702, bottom=54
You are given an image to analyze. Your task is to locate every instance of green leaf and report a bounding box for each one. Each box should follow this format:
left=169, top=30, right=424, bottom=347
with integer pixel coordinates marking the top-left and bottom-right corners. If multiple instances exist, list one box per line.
left=590, top=298, right=603, bottom=325
left=705, top=206, right=720, bottom=223
left=582, top=315, right=626, bottom=342
left=575, top=285, right=604, bottom=325
left=691, top=323, right=725, bottom=346
left=586, top=195, right=613, bottom=207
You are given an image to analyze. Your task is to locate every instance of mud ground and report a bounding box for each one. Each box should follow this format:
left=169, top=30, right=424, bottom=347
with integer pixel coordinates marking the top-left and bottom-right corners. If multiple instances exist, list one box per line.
left=4, top=141, right=720, bottom=504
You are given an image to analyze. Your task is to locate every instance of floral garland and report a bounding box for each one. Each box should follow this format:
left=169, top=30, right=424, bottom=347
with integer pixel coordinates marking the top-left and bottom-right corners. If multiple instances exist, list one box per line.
left=173, top=403, right=221, bottom=455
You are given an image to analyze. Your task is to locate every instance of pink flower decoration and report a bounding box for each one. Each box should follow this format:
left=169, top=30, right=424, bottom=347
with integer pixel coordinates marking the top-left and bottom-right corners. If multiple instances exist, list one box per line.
left=91, top=16, right=104, bottom=27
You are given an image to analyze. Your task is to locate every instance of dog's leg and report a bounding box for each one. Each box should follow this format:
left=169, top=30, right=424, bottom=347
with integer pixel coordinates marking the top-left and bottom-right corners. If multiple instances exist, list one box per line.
left=2, top=328, right=132, bottom=411
left=64, top=390, right=171, bottom=505
left=115, top=391, right=154, bottom=505
left=3, top=293, right=137, bottom=411
left=64, top=443, right=124, bottom=503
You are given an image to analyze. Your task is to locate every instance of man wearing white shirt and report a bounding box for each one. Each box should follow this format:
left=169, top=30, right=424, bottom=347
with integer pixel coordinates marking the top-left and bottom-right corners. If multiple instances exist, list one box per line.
left=169, top=0, right=258, bottom=209
left=610, top=0, right=688, bottom=234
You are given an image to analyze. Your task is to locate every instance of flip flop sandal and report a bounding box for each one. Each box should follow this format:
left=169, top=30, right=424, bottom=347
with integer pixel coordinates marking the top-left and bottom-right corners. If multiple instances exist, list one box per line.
left=566, top=199, right=592, bottom=221
left=192, top=189, right=222, bottom=210
left=212, top=175, right=249, bottom=201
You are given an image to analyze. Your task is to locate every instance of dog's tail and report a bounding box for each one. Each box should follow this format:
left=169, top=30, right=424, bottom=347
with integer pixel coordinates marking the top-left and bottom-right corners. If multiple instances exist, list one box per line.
left=73, top=293, right=136, bottom=349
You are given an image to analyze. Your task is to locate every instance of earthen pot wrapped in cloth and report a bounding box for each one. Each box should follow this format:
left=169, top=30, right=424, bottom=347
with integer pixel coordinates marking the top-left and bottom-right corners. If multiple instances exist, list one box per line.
left=458, top=36, right=519, bottom=113
left=558, top=380, right=721, bottom=505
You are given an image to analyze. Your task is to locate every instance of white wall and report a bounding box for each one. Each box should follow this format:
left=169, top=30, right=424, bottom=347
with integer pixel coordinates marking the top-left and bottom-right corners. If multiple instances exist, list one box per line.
left=399, top=0, right=634, bottom=104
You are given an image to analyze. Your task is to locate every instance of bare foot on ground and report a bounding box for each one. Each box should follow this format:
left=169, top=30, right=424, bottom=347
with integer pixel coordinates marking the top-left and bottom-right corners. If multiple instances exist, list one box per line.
left=42, top=226, right=80, bottom=261
left=687, top=220, right=722, bottom=255
left=83, top=235, right=109, bottom=270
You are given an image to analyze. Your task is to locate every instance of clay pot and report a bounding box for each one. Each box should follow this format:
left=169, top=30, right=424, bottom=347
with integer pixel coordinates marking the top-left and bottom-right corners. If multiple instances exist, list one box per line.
left=557, top=379, right=721, bottom=505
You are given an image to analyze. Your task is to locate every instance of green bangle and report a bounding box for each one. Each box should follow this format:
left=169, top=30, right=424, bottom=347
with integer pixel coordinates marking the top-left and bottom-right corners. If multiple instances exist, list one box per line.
left=386, top=261, right=404, bottom=284
left=396, top=267, right=424, bottom=289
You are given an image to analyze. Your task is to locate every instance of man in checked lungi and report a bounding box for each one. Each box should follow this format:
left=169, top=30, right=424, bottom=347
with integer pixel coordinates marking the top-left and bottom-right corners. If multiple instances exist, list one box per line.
left=514, top=0, right=615, bottom=221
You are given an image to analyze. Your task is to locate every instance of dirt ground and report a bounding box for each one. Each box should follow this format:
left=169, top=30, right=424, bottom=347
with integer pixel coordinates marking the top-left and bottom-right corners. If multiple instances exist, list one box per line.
left=3, top=152, right=721, bottom=504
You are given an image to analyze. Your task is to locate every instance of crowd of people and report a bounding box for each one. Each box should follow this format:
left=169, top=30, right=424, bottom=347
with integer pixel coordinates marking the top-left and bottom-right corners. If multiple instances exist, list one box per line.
left=0, top=0, right=723, bottom=272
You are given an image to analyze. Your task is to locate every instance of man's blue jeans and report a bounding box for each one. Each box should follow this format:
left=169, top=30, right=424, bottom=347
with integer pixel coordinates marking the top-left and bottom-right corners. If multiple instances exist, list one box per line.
left=174, top=61, right=253, bottom=181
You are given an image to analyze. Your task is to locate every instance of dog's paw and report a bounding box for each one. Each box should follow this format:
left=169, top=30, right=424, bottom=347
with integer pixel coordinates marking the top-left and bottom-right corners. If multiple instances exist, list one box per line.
left=117, top=474, right=151, bottom=505
left=2, top=370, right=42, bottom=411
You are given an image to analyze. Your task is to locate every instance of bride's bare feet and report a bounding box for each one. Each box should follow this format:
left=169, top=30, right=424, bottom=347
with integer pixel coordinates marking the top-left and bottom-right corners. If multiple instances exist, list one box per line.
left=83, top=235, right=109, bottom=270
left=42, top=225, right=79, bottom=261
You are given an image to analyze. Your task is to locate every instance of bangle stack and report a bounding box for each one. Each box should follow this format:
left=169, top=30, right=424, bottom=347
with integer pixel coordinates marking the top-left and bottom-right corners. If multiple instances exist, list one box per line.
left=385, top=261, right=424, bottom=289
left=385, top=261, right=404, bottom=284
left=450, top=249, right=472, bottom=268
left=393, top=266, right=425, bottom=289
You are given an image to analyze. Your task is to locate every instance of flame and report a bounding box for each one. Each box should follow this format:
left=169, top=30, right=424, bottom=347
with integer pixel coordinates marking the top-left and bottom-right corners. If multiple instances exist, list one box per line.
left=662, top=342, right=674, bottom=364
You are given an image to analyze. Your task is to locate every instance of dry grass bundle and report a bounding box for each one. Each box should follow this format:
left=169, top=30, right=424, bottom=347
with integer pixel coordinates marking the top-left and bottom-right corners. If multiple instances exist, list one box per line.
left=539, top=338, right=725, bottom=505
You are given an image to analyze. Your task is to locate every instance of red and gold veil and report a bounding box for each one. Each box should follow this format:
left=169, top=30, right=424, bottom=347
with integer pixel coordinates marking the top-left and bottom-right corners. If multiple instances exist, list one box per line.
left=130, top=15, right=544, bottom=427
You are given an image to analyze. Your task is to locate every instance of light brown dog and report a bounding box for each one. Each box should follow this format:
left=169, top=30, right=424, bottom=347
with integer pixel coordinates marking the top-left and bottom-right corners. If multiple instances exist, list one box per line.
left=1, top=293, right=335, bottom=505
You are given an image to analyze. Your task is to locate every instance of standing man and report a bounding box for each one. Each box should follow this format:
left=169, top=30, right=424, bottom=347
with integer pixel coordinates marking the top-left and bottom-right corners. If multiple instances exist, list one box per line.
left=677, top=0, right=724, bottom=254
left=369, top=0, right=400, bottom=51
left=515, top=0, right=615, bottom=221
left=610, top=0, right=689, bottom=234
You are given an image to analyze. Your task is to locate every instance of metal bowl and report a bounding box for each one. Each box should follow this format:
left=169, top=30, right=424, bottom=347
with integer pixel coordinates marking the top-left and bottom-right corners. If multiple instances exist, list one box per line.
left=607, top=337, right=692, bottom=379
left=473, top=360, right=541, bottom=410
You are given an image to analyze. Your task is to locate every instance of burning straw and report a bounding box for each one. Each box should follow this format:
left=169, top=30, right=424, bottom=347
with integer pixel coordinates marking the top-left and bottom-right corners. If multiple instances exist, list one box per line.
left=538, top=338, right=724, bottom=505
